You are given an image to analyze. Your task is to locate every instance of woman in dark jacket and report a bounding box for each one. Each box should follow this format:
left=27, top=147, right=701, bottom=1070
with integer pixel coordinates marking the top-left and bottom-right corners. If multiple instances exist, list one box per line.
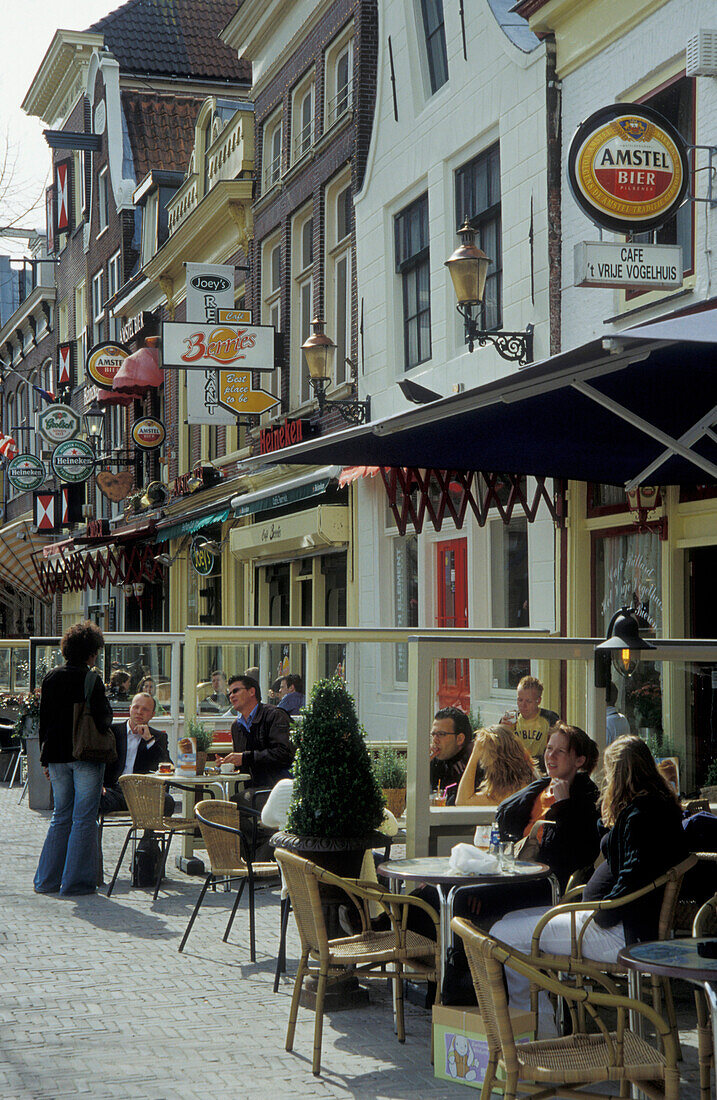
left=497, top=723, right=601, bottom=892
left=34, top=621, right=114, bottom=896
left=492, top=734, right=688, bottom=1018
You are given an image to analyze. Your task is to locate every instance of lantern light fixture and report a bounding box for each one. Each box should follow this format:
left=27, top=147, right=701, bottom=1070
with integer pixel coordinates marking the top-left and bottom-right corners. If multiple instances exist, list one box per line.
left=595, top=605, right=656, bottom=683
left=445, top=221, right=534, bottom=365
left=301, top=317, right=371, bottom=425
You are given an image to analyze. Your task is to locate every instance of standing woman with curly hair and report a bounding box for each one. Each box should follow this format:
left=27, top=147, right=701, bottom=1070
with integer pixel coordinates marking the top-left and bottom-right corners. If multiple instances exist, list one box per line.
left=34, top=621, right=113, bottom=896
left=456, top=725, right=538, bottom=806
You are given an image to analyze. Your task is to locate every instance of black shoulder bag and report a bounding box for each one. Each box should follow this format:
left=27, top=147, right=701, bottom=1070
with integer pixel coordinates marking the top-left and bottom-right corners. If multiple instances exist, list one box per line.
left=72, top=671, right=117, bottom=765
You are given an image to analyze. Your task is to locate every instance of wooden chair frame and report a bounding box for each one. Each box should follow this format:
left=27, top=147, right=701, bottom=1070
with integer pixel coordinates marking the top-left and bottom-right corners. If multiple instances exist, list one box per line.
left=179, top=800, right=279, bottom=960
left=452, top=917, right=679, bottom=1100
left=275, top=848, right=441, bottom=1076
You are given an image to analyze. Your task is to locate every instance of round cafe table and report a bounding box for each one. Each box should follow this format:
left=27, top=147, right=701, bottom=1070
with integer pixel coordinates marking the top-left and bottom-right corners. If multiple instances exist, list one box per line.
left=377, top=855, right=559, bottom=987
left=152, top=770, right=250, bottom=860
left=619, top=938, right=717, bottom=1075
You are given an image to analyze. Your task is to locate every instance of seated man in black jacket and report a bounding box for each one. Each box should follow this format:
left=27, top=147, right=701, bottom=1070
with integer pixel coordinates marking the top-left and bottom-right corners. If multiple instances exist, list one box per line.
left=216, top=674, right=295, bottom=859
left=100, top=692, right=174, bottom=816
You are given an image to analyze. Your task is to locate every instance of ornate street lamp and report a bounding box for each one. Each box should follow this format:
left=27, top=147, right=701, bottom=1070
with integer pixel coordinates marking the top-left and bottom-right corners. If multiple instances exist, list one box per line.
left=302, top=317, right=371, bottom=425
left=83, top=404, right=105, bottom=455
left=445, top=221, right=533, bottom=364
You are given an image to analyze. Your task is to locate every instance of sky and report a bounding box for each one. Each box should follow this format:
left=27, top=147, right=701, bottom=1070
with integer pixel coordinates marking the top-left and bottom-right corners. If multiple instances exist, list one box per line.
left=0, top=1, right=111, bottom=257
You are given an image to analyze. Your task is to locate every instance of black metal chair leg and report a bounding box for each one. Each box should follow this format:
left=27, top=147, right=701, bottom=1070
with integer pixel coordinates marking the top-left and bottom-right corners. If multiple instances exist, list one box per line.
left=223, top=878, right=246, bottom=942
left=153, top=832, right=173, bottom=900
left=107, top=828, right=134, bottom=897
left=274, top=896, right=291, bottom=992
left=178, top=874, right=214, bottom=953
left=248, top=873, right=256, bottom=962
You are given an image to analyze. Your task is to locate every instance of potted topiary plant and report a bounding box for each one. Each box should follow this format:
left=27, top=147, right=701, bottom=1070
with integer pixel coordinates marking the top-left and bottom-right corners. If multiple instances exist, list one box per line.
left=273, top=676, right=385, bottom=877
left=186, top=718, right=213, bottom=775
left=373, top=746, right=407, bottom=819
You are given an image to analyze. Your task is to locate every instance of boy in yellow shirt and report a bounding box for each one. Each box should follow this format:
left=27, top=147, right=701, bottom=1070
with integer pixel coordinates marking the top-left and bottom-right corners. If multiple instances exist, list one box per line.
left=501, top=675, right=559, bottom=766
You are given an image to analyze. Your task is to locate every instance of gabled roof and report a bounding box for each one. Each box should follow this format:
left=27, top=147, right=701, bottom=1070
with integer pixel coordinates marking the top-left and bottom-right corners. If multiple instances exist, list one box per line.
left=87, top=0, right=250, bottom=84
left=122, top=91, right=205, bottom=179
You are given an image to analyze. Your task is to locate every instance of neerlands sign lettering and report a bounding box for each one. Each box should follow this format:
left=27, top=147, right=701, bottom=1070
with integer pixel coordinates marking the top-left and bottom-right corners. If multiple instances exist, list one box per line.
left=162, top=321, right=275, bottom=372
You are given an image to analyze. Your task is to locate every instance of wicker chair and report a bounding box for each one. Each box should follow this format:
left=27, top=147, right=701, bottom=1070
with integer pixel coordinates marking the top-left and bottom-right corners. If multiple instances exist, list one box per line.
left=529, top=854, right=697, bottom=1041
left=106, top=774, right=196, bottom=900
left=452, top=917, right=680, bottom=1100
left=692, top=890, right=717, bottom=1100
left=178, top=799, right=279, bottom=960
left=275, top=848, right=440, bottom=1076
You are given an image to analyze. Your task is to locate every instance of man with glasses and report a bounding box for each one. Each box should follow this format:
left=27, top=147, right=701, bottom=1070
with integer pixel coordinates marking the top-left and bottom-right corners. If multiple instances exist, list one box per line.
left=429, top=706, right=474, bottom=805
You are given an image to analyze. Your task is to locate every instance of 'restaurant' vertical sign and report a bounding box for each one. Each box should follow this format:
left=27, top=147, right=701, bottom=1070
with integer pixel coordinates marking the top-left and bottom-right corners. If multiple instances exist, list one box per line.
left=185, top=263, right=237, bottom=426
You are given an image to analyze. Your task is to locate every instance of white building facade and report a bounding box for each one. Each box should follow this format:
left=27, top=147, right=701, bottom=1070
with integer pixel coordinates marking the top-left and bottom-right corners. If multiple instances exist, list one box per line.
left=353, top=0, right=560, bottom=738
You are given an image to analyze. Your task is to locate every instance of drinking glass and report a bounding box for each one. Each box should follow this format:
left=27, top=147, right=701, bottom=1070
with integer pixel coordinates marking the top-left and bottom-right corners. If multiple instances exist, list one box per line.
left=499, top=839, right=516, bottom=871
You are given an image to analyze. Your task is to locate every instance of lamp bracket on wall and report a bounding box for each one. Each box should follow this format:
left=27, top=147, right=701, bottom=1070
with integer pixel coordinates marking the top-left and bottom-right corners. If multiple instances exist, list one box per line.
left=458, top=309, right=534, bottom=364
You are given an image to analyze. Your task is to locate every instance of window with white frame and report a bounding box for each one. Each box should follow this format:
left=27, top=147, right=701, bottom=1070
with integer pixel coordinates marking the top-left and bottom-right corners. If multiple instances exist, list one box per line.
left=73, top=151, right=86, bottom=224
left=395, top=193, right=431, bottom=370
left=262, top=235, right=282, bottom=405
left=419, top=0, right=449, bottom=94
left=325, top=174, right=352, bottom=387
left=91, top=271, right=103, bottom=345
left=107, top=251, right=120, bottom=340
left=263, top=110, right=283, bottom=191
left=141, top=192, right=158, bottom=265
left=58, top=300, right=68, bottom=344
left=75, top=281, right=86, bottom=380
left=292, top=74, right=315, bottom=163
left=97, top=168, right=108, bottom=234
left=326, top=31, right=353, bottom=128
left=292, top=208, right=314, bottom=406
left=456, top=144, right=502, bottom=331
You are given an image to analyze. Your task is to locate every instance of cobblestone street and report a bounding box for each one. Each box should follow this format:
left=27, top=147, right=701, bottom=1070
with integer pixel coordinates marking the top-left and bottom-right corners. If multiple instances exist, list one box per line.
left=0, top=784, right=707, bottom=1099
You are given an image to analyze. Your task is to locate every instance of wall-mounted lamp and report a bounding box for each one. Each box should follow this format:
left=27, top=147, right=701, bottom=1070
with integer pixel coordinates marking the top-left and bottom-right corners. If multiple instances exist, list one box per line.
left=83, top=403, right=105, bottom=455
left=445, top=221, right=534, bottom=365
left=302, top=317, right=371, bottom=425
left=595, top=605, right=656, bottom=685
left=626, top=485, right=667, bottom=539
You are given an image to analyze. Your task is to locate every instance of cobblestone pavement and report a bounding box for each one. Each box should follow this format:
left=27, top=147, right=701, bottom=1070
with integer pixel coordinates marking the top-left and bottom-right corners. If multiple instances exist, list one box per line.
left=0, top=784, right=708, bottom=1099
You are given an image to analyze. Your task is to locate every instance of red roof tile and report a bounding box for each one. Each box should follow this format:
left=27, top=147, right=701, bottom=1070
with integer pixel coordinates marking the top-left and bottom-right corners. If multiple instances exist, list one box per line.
left=87, top=0, right=250, bottom=85
left=122, top=91, right=205, bottom=179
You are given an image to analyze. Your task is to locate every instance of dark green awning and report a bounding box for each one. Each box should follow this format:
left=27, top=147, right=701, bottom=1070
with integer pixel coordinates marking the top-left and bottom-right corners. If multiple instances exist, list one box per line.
left=158, top=507, right=230, bottom=543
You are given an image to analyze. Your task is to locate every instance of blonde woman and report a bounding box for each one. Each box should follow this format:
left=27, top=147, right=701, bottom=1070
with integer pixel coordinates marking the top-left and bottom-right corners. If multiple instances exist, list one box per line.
left=456, top=725, right=538, bottom=806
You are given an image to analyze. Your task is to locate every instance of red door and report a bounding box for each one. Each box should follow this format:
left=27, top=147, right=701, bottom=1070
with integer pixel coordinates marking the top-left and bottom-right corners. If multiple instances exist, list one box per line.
left=436, top=538, right=470, bottom=711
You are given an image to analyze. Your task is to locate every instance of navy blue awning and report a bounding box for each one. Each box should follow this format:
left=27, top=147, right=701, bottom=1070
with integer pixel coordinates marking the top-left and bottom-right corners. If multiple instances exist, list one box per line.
left=241, top=312, right=717, bottom=488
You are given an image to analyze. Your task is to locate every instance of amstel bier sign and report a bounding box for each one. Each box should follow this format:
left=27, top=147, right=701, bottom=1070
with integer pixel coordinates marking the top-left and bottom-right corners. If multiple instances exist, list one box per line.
left=567, top=103, right=689, bottom=234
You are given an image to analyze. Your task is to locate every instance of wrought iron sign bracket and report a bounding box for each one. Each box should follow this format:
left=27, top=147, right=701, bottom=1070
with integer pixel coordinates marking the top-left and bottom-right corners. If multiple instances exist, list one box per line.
left=311, top=378, right=371, bottom=425
left=686, top=144, right=717, bottom=207
left=459, top=309, right=534, bottom=365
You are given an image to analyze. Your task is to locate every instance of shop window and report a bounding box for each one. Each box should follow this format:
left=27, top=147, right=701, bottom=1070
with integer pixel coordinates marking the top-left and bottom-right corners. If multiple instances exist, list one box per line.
left=393, top=533, right=418, bottom=684
left=593, top=527, right=662, bottom=637
left=456, top=144, right=501, bottom=331
left=325, top=30, right=353, bottom=128
left=419, top=0, right=448, bottom=94
left=107, top=252, right=120, bottom=340
left=263, top=110, right=283, bottom=192
left=491, top=518, right=530, bottom=690
left=395, top=193, right=431, bottom=370
left=261, top=235, right=282, bottom=412
left=323, top=552, right=347, bottom=679
left=632, top=76, right=695, bottom=281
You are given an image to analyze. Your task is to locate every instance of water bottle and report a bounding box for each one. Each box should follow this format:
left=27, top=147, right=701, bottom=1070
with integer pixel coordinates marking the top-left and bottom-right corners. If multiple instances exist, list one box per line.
left=489, top=822, right=501, bottom=861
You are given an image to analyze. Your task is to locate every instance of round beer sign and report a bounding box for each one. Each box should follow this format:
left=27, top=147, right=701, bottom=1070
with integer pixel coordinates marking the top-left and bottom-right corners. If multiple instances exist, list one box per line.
left=86, top=342, right=130, bottom=389
left=7, top=453, right=46, bottom=491
left=567, top=103, right=689, bottom=233
left=51, top=438, right=95, bottom=484
left=132, top=417, right=166, bottom=450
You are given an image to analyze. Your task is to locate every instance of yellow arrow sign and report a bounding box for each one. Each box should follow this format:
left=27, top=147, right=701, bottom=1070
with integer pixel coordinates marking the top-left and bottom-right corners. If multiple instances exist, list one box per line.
left=217, top=370, right=280, bottom=415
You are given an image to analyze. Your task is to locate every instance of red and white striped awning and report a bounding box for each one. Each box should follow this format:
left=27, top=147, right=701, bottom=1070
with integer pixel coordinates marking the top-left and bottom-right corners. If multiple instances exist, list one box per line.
left=0, top=434, right=19, bottom=460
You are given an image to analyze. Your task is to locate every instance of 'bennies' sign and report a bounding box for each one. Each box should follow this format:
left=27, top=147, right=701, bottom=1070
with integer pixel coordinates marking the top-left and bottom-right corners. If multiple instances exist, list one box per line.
left=567, top=103, right=689, bottom=234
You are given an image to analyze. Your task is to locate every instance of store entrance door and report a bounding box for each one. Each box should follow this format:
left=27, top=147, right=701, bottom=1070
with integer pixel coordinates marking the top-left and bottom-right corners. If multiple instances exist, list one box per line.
left=436, top=538, right=470, bottom=711
left=688, top=545, right=717, bottom=773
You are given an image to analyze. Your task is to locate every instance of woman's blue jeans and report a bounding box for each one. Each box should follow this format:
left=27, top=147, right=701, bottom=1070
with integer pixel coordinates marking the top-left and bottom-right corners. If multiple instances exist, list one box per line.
left=34, top=761, right=104, bottom=895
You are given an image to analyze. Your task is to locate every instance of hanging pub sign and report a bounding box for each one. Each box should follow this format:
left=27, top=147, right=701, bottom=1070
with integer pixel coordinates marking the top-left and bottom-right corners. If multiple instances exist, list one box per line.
left=567, top=103, right=690, bottom=234
left=38, top=402, right=80, bottom=446
left=185, top=265, right=240, bottom=426
left=574, top=241, right=683, bottom=290
left=96, top=469, right=133, bottom=502
left=51, top=438, right=95, bottom=483
left=57, top=342, right=73, bottom=387
left=189, top=535, right=216, bottom=576
left=162, top=320, right=275, bottom=371
left=86, top=341, right=130, bottom=389
left=34, top=490, right=60, bottom=533
left=120, top=311, right=158, bottom=346
left=7, top=453, right=46, bottom=492
left=61, top=483, right=84, bottom=527
left=132, top=417, right=166, bottom=450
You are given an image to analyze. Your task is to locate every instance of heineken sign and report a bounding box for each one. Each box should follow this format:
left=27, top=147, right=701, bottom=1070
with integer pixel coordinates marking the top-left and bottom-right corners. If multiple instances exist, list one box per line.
left=38, top=403, right=80, bottom=445
left=7, top=453, right=46, bottom=491
left=567, top=103, right=689, bottom=234
left=51, top=439, right=95, bottom=484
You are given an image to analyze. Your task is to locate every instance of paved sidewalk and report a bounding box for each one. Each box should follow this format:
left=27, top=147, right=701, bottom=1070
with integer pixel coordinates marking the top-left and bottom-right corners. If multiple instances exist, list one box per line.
left=0, top=784, right=708, bottom=1099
